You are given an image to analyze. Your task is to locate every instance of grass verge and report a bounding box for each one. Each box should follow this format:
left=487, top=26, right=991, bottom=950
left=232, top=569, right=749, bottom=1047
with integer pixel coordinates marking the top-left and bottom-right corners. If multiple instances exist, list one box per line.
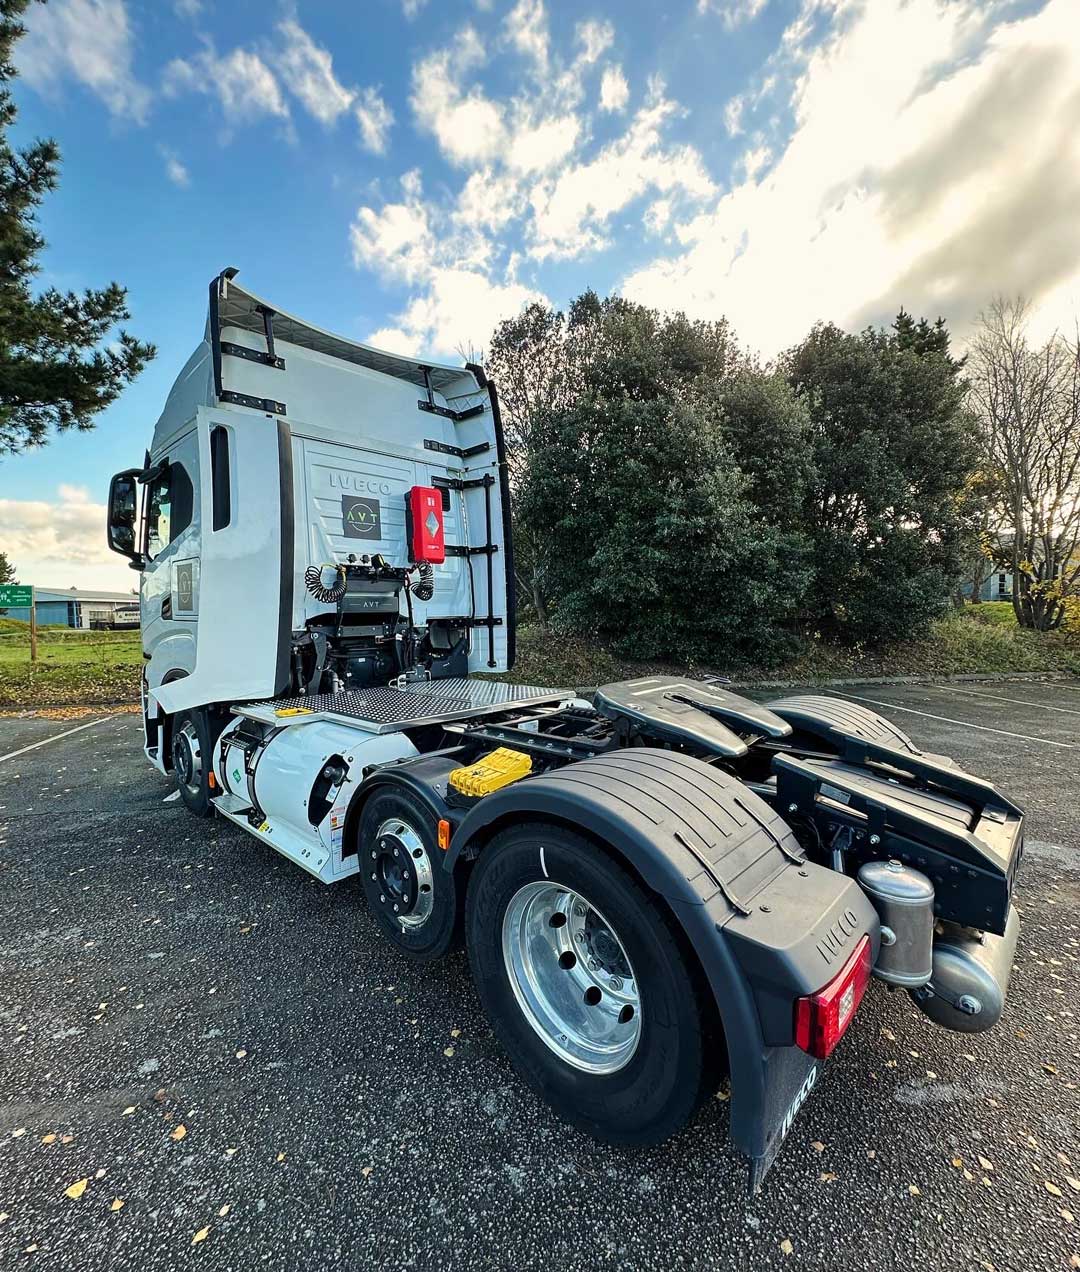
left=505, top=607, right=1080, bottom=690
left=0, top=626, right=143, bottom=709
left=1, top=605, right=1076, bottom=710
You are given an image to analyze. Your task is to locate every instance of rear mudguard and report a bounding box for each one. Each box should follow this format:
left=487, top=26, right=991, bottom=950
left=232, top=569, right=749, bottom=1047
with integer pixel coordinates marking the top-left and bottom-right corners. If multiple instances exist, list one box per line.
left=443, top=748, right=880, bottom=1190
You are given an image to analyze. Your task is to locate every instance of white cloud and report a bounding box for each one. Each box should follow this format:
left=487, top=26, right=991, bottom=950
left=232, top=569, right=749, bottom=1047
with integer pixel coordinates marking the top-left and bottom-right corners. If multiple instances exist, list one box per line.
left=350, top=170, right=435, bottom=284
left=165, top=45, right=289, bottom=123
left=173, top=0, right=203, bottom=18
left=410, top=31, right=506, bottom=168
left=165, top=21, right=393, bottom=152
left=17, top=0, right=151, bottom=123
left=360, top=2, right=715, bottom=356
left=698, top=0, right=770, bottom=31
left=506, top=0, right=550, bottom=75
left=455, top=168, right=526, bottom=233
left=369, top=267, right=543, bottom=359
left=355, top=87, right=394, bottom=154
left=402, top=0, right=428, bottom=18
left=509, top=114, right=581, bottom=174
left=575, top=20, right=614, bottom=66
left=160, top=146, right=190, bottom=186
left=275, top=18, right=354, bottom=124
left=528, top=79, right=715, bottom=260
left=0, top=487, right=134, bottom=593
left=599, top=65, right=629, bottom=113
left=623, top=0, right=1080, bottom=357
left=739, top=142, right=771, bottom=181
left=723, top=93, right=744, bottom=136
left=644, top=199, right=672, bottom=234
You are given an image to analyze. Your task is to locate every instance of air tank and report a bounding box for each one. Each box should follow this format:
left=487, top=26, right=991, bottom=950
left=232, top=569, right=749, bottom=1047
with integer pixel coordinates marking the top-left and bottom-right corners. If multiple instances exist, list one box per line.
left=857, top=859, right=935, bottom=989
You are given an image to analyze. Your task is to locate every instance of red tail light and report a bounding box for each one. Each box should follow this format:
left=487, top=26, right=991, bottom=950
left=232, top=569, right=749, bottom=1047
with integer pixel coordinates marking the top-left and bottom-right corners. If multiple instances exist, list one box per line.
left=794, top=935, right=872, bottom=1059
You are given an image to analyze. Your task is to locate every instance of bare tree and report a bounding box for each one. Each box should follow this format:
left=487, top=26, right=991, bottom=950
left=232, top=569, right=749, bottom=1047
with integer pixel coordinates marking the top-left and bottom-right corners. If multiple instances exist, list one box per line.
left=967, top=297, right=1080, bottom=630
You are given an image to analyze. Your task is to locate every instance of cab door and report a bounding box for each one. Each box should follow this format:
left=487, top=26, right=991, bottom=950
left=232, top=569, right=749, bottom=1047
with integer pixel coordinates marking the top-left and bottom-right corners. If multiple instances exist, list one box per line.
left=141, top=429, right=200, bottom=675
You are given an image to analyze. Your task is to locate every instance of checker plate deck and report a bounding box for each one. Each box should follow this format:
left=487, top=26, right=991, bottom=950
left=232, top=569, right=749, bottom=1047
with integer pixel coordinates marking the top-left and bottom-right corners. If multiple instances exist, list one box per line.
left=235, top=677, right=569, bottom=734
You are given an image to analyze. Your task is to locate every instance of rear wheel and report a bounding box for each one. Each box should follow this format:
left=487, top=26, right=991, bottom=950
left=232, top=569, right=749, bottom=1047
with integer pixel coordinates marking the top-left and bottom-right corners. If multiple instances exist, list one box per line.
left=172, top=708, right=212, bottom=817
left=466, top=822, right=715, bottom=1145
left=357, top=788, right=460, bottom=962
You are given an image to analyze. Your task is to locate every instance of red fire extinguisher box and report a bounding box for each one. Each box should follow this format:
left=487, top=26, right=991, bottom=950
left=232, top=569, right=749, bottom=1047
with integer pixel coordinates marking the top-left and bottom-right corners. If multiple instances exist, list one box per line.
left=405, top=486, right=446, bottom=564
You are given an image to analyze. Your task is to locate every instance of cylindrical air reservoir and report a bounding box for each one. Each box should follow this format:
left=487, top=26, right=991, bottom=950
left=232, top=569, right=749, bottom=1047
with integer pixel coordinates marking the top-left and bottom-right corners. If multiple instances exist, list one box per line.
left=857, top=858, right=935, bottom=988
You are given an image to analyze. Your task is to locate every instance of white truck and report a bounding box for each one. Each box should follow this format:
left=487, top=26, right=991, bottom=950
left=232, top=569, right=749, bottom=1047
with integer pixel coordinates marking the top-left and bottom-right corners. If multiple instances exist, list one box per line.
left=108, top=270, right=1024, bottom=1190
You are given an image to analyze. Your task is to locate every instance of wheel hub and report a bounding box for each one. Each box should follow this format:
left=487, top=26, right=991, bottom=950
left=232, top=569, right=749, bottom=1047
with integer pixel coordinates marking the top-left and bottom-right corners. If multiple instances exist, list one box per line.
left=370, top=818, right=433, bottom=931
left=173, top=720, right=202, bottom=794
left=501, top=881, right=641, bottom=1074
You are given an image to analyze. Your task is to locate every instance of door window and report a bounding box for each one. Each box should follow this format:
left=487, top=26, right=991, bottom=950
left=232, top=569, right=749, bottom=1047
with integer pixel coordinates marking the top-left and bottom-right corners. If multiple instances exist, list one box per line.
left=146, top=460, right=194, bottom=560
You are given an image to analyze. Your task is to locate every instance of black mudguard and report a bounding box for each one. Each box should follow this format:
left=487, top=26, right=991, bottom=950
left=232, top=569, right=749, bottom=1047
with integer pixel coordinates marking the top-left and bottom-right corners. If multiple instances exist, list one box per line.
left=443, top=748, right=880, bottom=1190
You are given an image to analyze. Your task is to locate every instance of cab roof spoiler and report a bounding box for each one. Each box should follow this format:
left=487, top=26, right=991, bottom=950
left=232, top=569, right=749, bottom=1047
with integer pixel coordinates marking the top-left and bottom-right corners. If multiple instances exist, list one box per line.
left=207, top=267, right=475, bottom=399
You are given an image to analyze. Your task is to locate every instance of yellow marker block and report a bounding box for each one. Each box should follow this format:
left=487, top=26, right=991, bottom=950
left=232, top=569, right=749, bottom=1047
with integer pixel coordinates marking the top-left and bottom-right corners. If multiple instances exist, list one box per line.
left=449, top=748, right=532, bottom=797
left=275, top=706, right=313, bottom=717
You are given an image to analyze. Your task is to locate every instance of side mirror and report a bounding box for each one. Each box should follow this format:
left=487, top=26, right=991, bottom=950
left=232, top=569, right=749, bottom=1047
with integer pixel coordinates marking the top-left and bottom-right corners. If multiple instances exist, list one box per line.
left=107, top=470, right=144, bottom=567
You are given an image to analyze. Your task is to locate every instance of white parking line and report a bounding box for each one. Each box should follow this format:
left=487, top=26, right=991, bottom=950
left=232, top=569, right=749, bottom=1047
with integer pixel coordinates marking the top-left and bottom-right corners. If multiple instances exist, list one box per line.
left=827, top=691, right=1078, bottom=749
left=0, top=717, right=112, bottom=763
left=932, top=683, right=1080, bottom=717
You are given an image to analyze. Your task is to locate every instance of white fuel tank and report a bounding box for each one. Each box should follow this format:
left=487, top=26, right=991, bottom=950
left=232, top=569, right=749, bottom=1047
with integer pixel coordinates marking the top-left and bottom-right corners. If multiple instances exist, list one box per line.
left=213, top=718, right=416, bottom=882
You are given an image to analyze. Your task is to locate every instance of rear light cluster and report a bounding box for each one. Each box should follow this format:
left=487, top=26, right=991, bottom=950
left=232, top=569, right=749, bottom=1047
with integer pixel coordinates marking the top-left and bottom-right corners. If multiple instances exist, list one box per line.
left=794, top=935, right=872, bottom=1059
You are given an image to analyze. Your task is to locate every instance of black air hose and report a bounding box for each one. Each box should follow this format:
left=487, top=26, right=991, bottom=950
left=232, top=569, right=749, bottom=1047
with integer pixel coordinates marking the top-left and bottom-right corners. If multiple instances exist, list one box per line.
left=411, top=561, right=434, bottom=602
left=305, top=563, right=347, bottom=604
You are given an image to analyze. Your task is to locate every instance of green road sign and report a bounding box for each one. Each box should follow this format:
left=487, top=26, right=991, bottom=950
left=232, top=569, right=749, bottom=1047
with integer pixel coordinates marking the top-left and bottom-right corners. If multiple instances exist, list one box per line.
left=0, top=584, right=33, bottom=607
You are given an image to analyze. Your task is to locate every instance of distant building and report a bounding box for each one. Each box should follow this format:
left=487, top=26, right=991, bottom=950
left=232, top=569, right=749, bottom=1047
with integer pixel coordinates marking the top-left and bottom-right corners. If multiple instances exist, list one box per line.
left=963, top=530, right=1066, bottom=603
left=968, top=567, right=1014, bottom=603
left=0, top=587, right=140, bottom=629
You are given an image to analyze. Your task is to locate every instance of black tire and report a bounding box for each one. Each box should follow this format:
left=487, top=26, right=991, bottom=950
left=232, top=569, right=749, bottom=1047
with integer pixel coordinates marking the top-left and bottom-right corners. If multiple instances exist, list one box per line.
left=466, top=822, right=715, bottom=1146
left=171, top=708, right=213, bottom=817
left=357, top=788, right=461, bottom=962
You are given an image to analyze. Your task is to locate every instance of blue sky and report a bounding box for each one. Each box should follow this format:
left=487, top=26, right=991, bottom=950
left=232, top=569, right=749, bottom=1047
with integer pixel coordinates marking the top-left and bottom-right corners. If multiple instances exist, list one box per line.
left=1, top=0, right=1078, bottom=591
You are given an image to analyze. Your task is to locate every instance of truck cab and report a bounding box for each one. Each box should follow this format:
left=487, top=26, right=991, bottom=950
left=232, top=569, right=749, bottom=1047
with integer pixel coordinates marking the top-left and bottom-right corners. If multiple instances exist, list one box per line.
left=108, top=267, right=514, bottom=771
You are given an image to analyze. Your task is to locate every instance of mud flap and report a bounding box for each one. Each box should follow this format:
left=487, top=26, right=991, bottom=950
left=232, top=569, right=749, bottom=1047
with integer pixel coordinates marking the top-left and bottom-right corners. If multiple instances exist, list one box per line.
left=745, top=1047, right=820, bottom=1193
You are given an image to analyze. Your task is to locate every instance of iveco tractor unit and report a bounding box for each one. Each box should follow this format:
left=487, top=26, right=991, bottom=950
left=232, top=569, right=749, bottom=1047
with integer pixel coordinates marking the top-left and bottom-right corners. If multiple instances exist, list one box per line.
left=107, top=270, right=1024, bottom=1190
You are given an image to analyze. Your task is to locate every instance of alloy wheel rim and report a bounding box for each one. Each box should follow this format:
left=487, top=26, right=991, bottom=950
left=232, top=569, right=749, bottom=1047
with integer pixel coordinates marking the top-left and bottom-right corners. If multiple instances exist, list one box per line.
left=501, top=880, right=641, bottom=1074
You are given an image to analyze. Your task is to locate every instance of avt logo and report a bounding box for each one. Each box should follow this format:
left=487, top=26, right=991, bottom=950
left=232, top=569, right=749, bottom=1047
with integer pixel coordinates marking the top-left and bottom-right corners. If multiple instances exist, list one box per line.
left=342, top=495, right=382, bottom=539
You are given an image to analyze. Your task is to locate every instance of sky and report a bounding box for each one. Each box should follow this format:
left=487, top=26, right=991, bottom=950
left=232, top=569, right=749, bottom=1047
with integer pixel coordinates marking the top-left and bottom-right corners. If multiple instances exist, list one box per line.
left=1, top=0, right=1079, bottom=593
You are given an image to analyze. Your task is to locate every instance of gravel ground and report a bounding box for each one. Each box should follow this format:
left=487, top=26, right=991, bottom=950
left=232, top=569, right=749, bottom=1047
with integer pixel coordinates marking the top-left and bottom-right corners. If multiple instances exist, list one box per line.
left=1, top=680, right=1078, bottom=1271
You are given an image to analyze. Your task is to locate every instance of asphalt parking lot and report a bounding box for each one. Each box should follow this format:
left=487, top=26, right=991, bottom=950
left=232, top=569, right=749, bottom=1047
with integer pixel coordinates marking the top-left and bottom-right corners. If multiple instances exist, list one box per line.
left=1, top=680, right=1079, bottom=1271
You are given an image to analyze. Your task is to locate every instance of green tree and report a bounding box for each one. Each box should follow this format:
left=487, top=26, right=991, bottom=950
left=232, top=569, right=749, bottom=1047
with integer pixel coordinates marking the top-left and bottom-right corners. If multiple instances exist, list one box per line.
left=785, top=312, right=978, bottom=644
left=0, top=0, right=154, bottom=454
left=0, top=549, right=13, bottom=584
left=517, top=298, right=807, bottom=663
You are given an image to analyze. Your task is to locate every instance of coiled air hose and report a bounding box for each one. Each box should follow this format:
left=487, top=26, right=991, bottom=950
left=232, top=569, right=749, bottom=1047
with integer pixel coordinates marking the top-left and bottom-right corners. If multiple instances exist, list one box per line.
left=304, top=563, right=347, bottom=604
left=411, top=561, right=434, bottom=603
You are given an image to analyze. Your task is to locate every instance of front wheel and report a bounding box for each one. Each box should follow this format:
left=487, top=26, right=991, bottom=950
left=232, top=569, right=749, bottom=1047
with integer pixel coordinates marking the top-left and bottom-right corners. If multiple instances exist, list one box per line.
left=171, top=708, right=213, bottom=817
left=466, top=823, right=716, bottom=1145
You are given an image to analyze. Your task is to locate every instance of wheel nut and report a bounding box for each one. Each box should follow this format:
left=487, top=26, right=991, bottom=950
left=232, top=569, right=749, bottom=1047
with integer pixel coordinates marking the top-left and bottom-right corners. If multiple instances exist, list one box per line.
left=588, top=958, right=600, bottom=971
left=574, top=904, right=586, bottom=918
left=609, top=976, right=623, bottom=991
left=393, top=904, right=399, bottom=913
left=403, top=870, right=409, bottom=879
left=379, top=895, right=385, bottom=903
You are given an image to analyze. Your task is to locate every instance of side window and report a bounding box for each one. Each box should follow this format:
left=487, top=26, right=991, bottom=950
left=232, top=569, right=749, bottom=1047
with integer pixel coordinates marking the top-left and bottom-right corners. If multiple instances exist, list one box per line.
left=210, top=426, right=231, bottom=530
left=146, top=460, right=194, bottom=560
